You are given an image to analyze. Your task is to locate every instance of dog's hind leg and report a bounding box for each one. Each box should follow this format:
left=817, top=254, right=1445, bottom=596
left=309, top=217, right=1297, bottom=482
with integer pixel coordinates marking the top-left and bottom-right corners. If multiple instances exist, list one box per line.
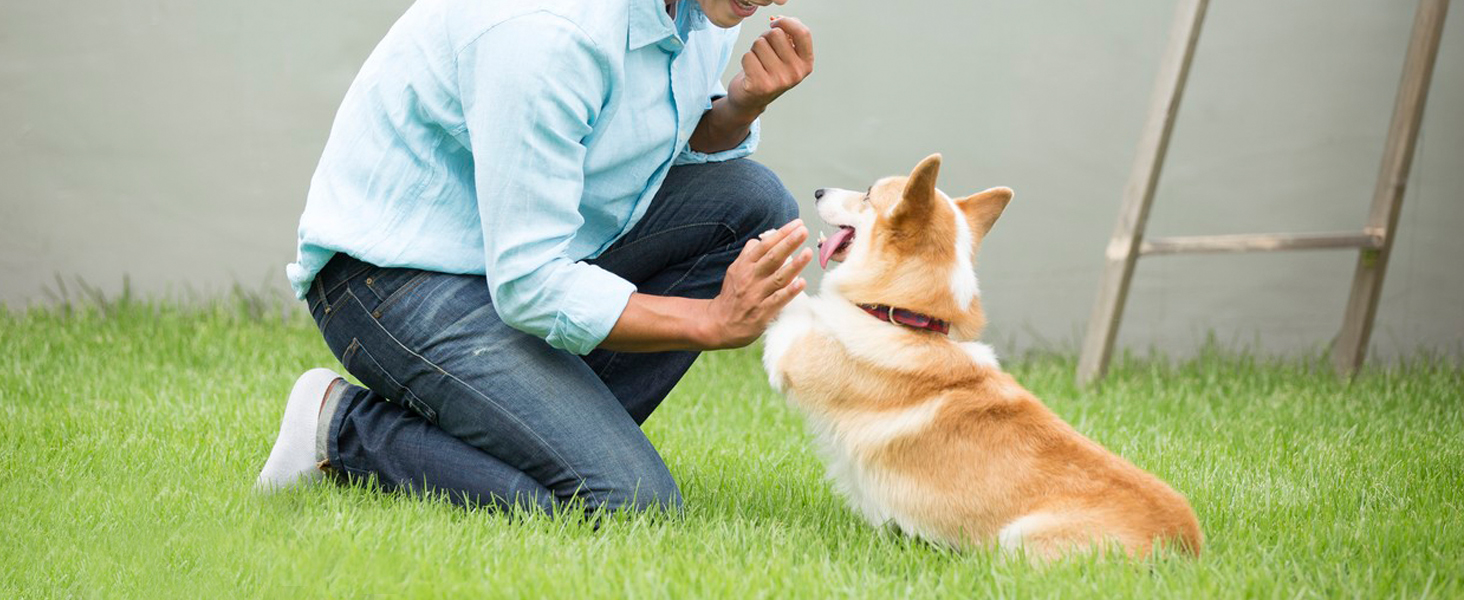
left=997, top=512, right=1121, bottom=564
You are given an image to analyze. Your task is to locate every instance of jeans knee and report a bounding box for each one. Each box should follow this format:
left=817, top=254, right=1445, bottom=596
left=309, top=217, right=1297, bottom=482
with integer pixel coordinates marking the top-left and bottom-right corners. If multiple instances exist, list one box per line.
left=716, top=159, right=800, bottom=236
left=591, top=470, right=683, bottom=514
left=627, top=477, right=683, bottom=513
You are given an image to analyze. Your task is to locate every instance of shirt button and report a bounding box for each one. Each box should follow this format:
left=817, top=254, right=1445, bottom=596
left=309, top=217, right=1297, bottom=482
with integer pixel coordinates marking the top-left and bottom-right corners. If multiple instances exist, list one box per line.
left=365, top=277, right=374, bottom=285
left=372, top=311, right=382, bottom=319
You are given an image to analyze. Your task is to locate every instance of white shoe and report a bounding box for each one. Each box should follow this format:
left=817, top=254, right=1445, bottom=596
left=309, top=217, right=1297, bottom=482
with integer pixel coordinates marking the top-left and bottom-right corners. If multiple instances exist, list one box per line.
left=255, top=368, right=342, bottom=493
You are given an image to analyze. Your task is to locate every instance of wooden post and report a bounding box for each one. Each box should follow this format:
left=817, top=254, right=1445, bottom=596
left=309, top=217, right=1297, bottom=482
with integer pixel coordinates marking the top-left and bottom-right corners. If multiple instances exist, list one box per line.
left=1333, top=0, right=1451, bottom=377
left=1077, top=0, right=1210, bottom=386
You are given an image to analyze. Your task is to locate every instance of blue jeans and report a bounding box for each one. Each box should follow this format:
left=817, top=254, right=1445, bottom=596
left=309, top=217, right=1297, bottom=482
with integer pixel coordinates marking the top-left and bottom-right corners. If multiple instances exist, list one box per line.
left=305, top=159, right=798, bottom=514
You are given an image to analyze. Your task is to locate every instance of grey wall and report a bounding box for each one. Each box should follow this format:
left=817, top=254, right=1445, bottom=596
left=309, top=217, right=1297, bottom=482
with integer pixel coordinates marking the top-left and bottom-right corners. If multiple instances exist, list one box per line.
left=2, top=1, right=1460, bottom=359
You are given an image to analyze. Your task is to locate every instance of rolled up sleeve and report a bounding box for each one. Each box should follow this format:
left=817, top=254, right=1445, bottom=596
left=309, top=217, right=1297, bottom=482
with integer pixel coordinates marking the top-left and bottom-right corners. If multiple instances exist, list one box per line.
left=674, top=78, right=761, bottom=165
left=458, top=13, right=635, bottom=355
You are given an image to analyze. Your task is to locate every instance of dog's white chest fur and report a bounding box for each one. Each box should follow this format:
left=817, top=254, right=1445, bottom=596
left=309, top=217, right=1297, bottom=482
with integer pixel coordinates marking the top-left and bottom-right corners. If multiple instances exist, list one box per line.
left=763, top=293, right=998, bottom=538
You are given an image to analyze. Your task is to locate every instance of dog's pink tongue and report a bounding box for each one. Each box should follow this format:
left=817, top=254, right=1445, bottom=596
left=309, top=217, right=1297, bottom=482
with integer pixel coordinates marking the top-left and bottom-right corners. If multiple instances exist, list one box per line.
left=818, top=227, right=854, bottom=269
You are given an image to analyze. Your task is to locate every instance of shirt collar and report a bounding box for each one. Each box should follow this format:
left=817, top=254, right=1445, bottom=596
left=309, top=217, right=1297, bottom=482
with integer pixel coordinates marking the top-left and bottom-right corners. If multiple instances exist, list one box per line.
left=629, top=0, right=709, bottom=51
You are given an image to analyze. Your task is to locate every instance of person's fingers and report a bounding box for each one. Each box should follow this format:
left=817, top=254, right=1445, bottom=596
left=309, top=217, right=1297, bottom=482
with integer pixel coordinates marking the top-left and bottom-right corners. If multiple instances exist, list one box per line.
left=764, top=27, right=800, bottom=67
left=744, top=219, right=801, bottom=264
left=739, top=47, right=769, bottom=86
left=771, top=17, right=814, bottom=63
left=735, top=236, right=762, bottom=268
left=760, top=224, right=806, bottom=272
left=763, top=247, right=813, bottom=292
left=755, top=223, right=807, bottom=276
left=750, top=37, right=785, bottom=82
left=761, top=276, right=807, bottom=312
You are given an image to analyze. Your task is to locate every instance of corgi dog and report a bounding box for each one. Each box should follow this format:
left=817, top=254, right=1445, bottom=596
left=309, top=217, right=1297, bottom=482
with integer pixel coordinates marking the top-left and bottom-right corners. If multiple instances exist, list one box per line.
left=762, top=154, right=1202, bottom=561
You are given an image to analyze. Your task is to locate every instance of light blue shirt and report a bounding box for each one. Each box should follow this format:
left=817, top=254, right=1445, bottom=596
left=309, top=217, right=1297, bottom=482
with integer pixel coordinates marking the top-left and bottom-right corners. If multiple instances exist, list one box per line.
left=288, top=0, right=757, bottom=355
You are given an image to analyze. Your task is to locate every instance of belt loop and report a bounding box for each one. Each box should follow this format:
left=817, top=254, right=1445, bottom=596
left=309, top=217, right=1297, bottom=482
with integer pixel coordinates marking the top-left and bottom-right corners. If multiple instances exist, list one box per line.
left=315, top=275, right=332, bottom=315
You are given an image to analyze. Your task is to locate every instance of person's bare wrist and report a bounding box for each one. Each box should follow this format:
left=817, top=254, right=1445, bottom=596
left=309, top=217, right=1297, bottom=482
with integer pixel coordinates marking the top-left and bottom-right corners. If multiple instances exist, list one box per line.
left=689, top=305, right=722, bottom=350
left=722, top=94, right=766, bottom=126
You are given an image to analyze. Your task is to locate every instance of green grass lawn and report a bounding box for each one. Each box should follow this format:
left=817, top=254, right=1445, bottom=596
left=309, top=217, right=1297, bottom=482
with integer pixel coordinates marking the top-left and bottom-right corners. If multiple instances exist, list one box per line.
left=2, top=302, right=1461, bottom=598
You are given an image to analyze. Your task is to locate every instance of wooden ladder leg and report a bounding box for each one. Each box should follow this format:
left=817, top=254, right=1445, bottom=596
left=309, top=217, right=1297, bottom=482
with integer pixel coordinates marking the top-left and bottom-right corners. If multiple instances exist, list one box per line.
left=1333, top=0, right=1451, bottom=377
left=1078, top=0, right=1211, bottom=386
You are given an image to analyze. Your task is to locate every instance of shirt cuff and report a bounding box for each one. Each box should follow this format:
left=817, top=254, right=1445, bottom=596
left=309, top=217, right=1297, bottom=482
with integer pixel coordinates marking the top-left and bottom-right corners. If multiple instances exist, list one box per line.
left=675, top=117, right=760, bottom=165
left=544, top=264, right=637, bottom=355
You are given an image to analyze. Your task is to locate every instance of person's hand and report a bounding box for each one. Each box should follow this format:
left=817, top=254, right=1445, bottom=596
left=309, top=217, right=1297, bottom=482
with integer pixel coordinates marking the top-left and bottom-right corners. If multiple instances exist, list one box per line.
left=727, top=17, right=814, bottom=118
left=701, top=219, right=813, bottom=349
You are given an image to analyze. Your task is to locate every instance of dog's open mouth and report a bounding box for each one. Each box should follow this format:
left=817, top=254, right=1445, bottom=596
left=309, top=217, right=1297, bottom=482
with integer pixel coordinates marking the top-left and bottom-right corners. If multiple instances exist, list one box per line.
left=817, top=226, right=856, bottom=269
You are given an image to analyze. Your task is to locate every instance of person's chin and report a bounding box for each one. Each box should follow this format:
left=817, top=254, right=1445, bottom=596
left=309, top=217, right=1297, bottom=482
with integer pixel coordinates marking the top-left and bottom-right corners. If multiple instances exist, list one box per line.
left=706, top=0, right=754, bottom=28
left=707, top=13, right=745, bottom=28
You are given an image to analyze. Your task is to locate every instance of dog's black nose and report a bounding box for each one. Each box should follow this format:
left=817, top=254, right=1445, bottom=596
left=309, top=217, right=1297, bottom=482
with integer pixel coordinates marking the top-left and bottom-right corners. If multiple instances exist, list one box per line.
left=814, top=188, right=825, bottom=201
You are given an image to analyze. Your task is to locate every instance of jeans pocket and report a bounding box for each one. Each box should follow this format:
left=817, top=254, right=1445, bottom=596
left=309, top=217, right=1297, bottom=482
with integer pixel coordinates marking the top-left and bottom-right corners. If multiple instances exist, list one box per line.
left=340, top=337, right=439, bottom=425
left=361, top=267, right=433, bottom=318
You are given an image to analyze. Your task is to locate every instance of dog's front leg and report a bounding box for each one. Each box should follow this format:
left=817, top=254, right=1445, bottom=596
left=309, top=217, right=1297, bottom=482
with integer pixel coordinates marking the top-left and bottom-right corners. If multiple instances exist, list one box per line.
left=761, top=292, right=814, bottom=393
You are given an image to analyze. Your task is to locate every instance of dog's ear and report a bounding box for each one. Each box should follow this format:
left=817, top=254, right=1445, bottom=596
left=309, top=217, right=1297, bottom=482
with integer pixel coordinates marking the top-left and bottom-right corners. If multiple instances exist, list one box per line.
left=890, top=154, right=943, bottom=229
left=957, top=187, right=1013, bottom=237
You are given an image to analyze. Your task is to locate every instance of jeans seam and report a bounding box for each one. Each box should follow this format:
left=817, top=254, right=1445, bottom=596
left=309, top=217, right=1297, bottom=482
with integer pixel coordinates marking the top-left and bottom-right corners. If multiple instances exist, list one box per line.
left=371, top=271, right=433, bottom=316
left=341, top=287, right=601, bottom=504
left=596, top=222, right=737, bottom=263
left=342, top=337, right=439, bottom=424
left=593, top=350, right=624, bottom=382
left=322, top=261, right=373, bottom=299
left=660, top=253, right=713, bottom=298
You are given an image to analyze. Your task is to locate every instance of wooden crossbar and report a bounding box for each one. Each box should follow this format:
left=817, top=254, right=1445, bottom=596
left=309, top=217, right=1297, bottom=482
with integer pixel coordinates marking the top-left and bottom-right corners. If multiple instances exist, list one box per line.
left=1077, top=0, right=1451, bottom=385
left=1138, top=231, right=1383, bottom=256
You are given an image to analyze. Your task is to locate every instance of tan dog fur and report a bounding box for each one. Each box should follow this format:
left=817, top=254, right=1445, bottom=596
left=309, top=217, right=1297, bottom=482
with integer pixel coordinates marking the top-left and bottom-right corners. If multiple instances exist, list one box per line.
left=762, top=154, right=1202, bottom=562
